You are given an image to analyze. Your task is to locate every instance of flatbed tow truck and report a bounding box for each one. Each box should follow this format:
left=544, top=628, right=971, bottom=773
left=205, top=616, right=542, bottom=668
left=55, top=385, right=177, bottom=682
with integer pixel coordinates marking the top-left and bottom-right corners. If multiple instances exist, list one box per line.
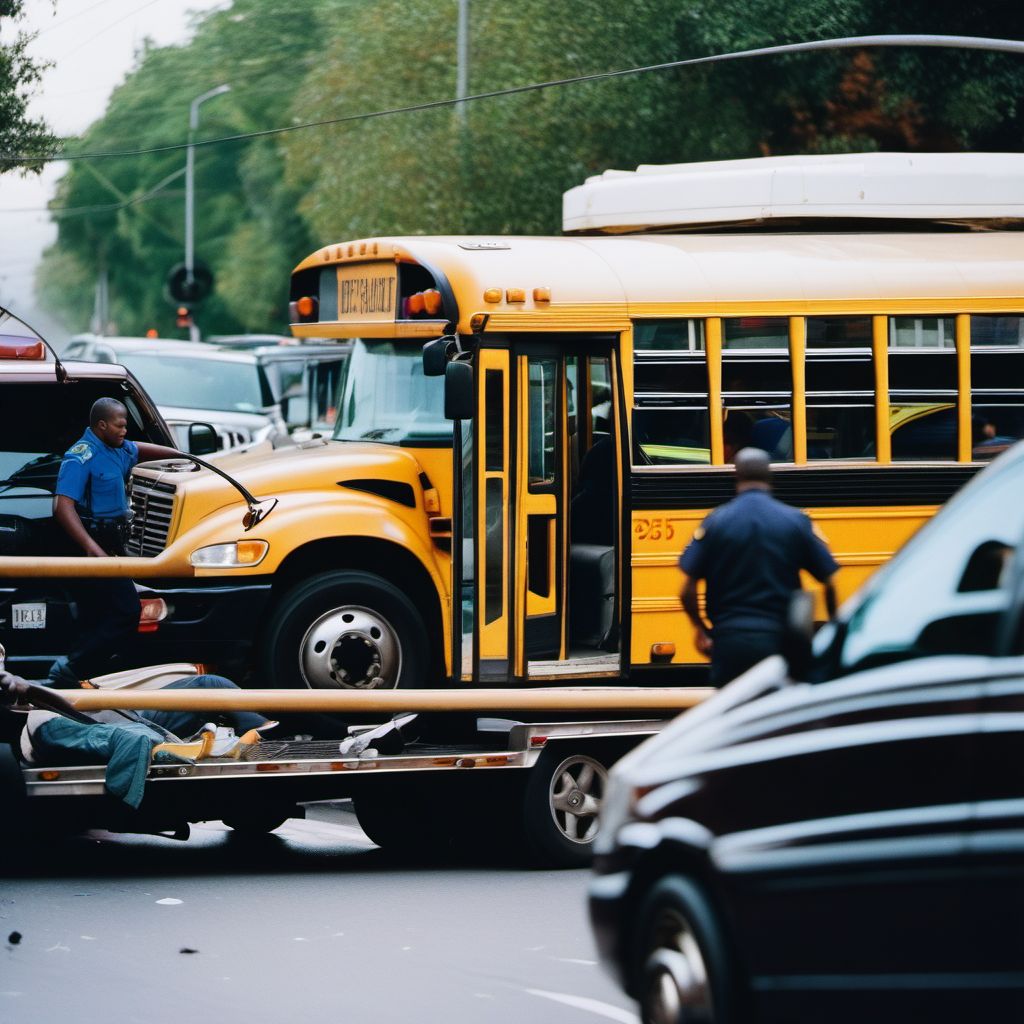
left=1, top=673, right=710, bottom=867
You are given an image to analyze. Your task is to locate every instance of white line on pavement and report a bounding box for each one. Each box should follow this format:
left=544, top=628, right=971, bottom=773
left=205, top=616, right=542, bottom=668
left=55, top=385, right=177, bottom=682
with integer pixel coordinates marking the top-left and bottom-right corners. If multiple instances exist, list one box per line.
left=525, top=988, right=639, bottom=1024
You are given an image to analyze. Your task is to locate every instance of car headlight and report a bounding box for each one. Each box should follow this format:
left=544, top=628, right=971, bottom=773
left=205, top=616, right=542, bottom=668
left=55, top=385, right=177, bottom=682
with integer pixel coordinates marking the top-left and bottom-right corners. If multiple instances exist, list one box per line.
left=190, top=540, right=268, bottom=568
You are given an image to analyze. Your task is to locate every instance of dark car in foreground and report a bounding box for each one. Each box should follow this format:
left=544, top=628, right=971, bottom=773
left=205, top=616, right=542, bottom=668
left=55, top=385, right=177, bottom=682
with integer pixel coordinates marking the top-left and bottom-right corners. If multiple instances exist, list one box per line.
left=590, top=442, right=1024, bottom=1022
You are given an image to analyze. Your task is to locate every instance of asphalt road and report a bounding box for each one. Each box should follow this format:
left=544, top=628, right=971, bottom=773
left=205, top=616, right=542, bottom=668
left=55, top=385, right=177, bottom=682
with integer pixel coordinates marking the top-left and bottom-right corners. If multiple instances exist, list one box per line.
left=0, top=804, right=638, bottom=1024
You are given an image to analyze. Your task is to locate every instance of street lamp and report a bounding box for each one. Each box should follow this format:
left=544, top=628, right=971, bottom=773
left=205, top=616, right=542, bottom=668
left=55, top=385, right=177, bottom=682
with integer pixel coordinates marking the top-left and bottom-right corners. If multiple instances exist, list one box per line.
left=184, top=83, right=230, bottom=342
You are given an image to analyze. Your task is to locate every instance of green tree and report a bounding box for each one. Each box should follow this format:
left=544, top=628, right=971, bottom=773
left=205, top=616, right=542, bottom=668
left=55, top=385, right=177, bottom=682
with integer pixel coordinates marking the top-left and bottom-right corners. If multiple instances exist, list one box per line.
left=0, top=0, right=58, bottom=174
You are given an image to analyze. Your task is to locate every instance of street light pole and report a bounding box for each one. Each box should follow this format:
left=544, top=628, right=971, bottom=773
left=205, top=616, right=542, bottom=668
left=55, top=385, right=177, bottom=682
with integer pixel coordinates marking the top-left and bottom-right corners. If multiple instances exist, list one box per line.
left=456, top=0, right=469, bottom=125
left=184, top=83, right=230, bottom=342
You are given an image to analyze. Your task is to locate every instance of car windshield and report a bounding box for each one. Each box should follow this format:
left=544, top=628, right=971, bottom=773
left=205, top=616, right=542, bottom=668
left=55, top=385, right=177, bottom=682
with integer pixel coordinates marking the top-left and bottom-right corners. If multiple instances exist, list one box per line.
left=815, top=447, right=1024, bottom=674
left=332, top=339, right=451, bottom=445
left=118, top=353, right=266, bottom=413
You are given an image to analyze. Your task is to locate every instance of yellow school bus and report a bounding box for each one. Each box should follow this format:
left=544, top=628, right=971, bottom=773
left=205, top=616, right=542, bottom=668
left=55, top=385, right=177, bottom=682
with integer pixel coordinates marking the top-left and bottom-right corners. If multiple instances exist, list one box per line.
left=3, top=155, right=1023, bottom=688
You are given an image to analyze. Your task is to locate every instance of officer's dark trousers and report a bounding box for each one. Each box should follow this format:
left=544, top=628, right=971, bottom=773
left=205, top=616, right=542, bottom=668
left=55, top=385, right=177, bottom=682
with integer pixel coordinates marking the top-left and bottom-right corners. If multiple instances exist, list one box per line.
left=65, top=577, right=141, bottom=681
left=709, top=628, right=782, bottom=687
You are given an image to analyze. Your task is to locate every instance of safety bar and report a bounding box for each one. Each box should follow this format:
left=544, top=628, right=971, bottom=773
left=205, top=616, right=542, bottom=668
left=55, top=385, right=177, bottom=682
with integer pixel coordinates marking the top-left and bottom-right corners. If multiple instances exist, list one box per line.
left=58, top=687, right=712, bottom=715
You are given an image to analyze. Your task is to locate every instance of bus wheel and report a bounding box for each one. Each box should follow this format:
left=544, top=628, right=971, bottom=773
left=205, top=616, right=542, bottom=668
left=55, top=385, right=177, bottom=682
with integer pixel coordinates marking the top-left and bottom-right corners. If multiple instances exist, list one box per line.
left=521, top=749, right=608, bottom=868
left=263, top=571, right=428, bottom=689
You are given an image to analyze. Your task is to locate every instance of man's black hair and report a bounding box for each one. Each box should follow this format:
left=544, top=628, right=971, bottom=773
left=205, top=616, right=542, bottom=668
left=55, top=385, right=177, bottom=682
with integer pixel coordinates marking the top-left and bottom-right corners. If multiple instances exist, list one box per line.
left=90, top=397, right=128, bottom=428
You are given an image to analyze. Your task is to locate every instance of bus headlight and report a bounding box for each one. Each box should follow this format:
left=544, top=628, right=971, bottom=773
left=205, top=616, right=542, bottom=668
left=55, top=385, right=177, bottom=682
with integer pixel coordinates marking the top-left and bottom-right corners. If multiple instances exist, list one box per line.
left=190, top=540, right=268, bottom=568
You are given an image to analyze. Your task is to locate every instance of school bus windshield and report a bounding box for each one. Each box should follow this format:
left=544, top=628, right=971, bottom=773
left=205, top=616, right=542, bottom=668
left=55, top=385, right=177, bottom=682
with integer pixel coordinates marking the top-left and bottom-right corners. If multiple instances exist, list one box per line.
left=332, top=339, right=452, bottom=445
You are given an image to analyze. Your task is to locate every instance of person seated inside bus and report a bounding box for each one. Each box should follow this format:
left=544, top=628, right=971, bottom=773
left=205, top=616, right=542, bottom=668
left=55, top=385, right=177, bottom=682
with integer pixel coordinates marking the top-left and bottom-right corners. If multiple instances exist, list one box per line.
left=723, top=411, right=754, bottom=464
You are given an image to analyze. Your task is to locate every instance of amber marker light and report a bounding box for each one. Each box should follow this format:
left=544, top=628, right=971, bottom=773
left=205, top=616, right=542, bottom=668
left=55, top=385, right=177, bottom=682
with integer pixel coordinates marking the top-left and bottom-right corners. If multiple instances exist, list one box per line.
left=296, top=296, right=315, bottom=318
left=533, top=287, right=552, bottom=302
left=407, top=292, right=426, bottom=315
left=651, top=642, right=676, bottom=658
left=506, top=288, right=526, bottom=302
left=483, top=288, right=501, bottom=303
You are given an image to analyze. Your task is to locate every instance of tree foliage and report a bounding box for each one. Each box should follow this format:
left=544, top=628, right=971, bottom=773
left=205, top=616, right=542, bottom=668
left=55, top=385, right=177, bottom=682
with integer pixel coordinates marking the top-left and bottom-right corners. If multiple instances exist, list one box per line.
left=35, top=0, right=1024, bottom=336
left=0, top=0, right=58, bottom=175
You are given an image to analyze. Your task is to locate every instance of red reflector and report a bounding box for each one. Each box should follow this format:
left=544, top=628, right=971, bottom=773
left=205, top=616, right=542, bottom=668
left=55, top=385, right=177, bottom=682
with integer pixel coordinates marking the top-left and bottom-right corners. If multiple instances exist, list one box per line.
left=530, top=736, right=547, bottom=746
left=137, top=598, right=168, bottom=633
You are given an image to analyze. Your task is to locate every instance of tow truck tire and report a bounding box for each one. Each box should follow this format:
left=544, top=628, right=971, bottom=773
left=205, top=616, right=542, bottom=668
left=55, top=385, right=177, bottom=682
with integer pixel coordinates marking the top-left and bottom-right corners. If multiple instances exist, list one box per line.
left=353, top=790, right=452, bottom=856
left=262, top=571, right=429, bottom=690
left=521, top=749, right=608, bottom=868
left=223, top=808, right=292, bottom=835
left=0, top=744, right=28, bottom=868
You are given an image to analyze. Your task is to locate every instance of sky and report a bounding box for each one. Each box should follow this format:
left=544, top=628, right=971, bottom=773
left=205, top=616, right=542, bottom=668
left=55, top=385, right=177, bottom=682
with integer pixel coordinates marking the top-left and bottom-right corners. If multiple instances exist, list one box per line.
left=0, top=0, right=228, bottom=335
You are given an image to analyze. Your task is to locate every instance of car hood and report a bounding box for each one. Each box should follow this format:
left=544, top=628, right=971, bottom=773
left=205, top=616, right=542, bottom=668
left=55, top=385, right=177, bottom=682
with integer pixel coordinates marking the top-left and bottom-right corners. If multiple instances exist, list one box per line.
left=158, top=405, right=273, bottom=428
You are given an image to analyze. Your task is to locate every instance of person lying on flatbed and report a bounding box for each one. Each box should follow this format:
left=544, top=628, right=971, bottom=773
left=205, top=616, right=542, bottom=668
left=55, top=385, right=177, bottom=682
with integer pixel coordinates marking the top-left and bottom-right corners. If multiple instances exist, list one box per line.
left=0, top=662, right=277, bottom=809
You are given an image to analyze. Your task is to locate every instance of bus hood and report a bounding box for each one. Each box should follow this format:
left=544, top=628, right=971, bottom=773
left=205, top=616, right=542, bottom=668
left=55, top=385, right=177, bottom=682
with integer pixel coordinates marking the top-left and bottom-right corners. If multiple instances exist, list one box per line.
left=137, top=439, right=427, bottom=520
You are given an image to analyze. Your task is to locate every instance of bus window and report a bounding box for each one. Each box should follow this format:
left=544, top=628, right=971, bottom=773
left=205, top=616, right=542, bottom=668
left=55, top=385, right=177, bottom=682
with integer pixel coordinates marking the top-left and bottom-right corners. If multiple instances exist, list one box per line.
left=528, top=358, right=557, bottom=486
left=971, top=315, right=1024, bottom=347
left=632, top=408, right=710, bottom=465
left=721, top=407, right=792, bottom=463
left=634, top=319, right=704, bottom=352
left=806, top=404, right=876, bottom=460
left=972, top=404, right=1024, bottom=460
left=889, top=317, right=956, bottom=348
left=806, top=317, right=872, bottom=349
left=723, top=317, right=788, bottom=350
left=890, top=404, right=957, bottom=461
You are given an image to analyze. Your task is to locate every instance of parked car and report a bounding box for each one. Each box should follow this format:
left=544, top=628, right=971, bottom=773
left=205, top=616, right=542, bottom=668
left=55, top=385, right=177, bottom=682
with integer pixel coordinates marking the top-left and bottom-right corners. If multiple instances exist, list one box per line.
left=590, top=441, right=1024, bottom=1023
left=63, top=336, right=348, bottom=450
left=0, top=308, right=217, bottom=675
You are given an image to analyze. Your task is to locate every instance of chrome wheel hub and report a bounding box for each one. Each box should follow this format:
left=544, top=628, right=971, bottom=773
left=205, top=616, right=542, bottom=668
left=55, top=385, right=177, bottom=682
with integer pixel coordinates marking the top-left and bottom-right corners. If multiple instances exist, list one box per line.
left=299, top=605, right=401, bottom=689
left=548, top=754, right=607, bottom=844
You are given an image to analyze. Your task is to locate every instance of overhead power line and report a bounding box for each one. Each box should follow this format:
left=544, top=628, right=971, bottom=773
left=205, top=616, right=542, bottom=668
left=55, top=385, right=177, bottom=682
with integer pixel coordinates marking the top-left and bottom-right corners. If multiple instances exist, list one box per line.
left=4, top=34, right=1024, bottom=166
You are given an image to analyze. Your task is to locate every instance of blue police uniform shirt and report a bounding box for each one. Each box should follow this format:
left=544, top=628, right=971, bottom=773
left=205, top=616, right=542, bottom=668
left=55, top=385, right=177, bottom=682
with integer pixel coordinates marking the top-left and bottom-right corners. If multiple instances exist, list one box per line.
left=55, top=427, right=139, bottom=519
left=679, top=489, right=839, bottom=632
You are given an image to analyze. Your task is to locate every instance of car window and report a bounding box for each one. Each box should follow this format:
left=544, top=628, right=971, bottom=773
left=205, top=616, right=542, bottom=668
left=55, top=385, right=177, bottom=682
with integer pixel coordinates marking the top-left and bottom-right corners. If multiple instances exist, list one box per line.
left=819, top=454, right=1024, bottom=675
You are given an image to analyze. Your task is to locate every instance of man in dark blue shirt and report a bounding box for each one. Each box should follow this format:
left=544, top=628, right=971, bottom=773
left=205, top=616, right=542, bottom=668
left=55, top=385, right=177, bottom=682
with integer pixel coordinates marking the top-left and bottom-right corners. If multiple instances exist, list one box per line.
left=51, top=398, right=182, bottom=684
left=679, top=447, right=839, bottom=685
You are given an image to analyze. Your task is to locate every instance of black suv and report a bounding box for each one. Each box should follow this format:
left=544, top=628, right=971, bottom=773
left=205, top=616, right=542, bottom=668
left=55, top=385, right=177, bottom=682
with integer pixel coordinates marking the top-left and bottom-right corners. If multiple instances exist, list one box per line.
left=591, top=441, right=1024, bottom=1023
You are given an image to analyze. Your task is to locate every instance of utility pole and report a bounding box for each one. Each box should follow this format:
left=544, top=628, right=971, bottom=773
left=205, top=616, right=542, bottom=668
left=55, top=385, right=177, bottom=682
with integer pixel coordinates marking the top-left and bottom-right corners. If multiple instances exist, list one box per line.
left=456, top=0, right=469, bottom=125
left=185, top=83, right=230, bottom=342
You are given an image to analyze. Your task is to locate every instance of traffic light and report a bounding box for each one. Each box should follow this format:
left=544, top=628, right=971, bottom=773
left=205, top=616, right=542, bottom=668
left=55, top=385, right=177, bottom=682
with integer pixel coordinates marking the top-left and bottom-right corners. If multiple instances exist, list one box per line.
left=176, top=306, right=193, bottom=329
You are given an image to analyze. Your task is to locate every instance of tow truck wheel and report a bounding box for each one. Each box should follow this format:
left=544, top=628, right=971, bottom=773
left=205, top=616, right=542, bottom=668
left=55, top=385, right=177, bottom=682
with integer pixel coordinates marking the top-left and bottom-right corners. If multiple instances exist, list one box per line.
left=223, top=808, right=292, bottom=835
left=521, top=750, right=608, bottom=868
left=262, top=571, right=428, bottom=690
left=0, top=744, right=28, bottom=867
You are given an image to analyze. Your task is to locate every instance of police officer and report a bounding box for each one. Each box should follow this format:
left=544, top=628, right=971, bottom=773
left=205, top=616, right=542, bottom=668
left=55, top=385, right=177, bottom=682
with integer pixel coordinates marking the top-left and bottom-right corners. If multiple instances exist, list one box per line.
left=51, top=397, right=183, bottom=685
left=679, top=447, right=839, bottom=686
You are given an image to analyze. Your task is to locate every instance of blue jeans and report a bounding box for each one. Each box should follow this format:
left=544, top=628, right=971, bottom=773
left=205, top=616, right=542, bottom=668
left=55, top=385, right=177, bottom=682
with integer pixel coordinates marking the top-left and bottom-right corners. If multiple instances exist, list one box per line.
left=140, top=675, right=269, bottom=736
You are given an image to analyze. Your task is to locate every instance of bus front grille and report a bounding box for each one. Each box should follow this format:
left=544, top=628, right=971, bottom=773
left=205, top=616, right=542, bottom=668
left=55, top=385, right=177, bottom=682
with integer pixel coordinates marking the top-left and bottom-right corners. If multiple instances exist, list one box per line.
left=126, top=479, right=177, bottom=556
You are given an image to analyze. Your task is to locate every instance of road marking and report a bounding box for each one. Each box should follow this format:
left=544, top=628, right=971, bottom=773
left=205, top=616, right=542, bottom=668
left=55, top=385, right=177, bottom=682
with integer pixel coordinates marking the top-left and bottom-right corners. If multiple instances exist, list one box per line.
left=526, top=988, right=638, bottom=1023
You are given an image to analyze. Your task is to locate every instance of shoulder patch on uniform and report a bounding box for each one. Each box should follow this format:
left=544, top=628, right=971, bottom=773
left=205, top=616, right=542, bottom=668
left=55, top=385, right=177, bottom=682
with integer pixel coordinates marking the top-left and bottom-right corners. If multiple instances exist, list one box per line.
left=67, top=442, right=93, bottom=462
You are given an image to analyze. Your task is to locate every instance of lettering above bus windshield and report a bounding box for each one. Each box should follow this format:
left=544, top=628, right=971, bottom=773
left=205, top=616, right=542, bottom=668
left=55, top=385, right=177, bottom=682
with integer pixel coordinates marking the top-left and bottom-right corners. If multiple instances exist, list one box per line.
left=337, top=263, right=398, bottom=322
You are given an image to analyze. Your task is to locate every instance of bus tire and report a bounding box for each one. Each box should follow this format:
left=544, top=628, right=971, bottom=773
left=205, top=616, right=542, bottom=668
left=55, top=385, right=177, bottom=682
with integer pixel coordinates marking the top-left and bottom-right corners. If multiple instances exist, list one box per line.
left=521, top=749, right=608, bottom=868
left=262, top=571, right=428, bottom=690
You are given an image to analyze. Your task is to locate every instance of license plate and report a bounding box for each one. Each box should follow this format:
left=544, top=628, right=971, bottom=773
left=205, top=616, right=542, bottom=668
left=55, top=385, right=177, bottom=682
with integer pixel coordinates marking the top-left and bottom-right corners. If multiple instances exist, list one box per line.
left=12, top=603, right=46, bottom=629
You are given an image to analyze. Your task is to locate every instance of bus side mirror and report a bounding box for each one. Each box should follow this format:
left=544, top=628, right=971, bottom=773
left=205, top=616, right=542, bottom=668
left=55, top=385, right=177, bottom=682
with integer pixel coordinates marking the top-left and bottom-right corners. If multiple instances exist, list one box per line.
left=444, top=360, right=474, bottom=420
left=188, top=422, right=219, bottom=456
left=782, top=590, right=815, bottom=681
left=422, top=338, right=448, bottom=377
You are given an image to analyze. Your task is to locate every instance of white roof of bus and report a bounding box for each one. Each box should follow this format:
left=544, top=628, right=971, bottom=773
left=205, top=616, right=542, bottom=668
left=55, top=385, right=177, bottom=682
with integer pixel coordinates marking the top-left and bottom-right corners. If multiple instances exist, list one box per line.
left=562, top=152, right=1024, bottom=233
left=352, top=232, right=1024, bottom=310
